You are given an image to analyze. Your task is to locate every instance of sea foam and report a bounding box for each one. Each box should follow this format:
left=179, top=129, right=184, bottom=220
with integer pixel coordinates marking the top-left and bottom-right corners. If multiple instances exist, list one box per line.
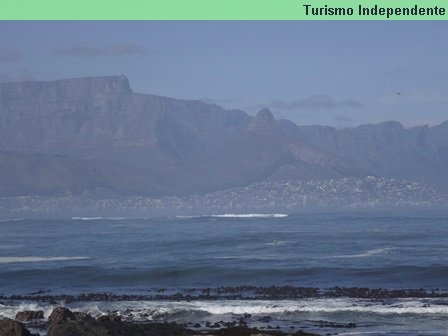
left=4, top=298, right=446, bottom=318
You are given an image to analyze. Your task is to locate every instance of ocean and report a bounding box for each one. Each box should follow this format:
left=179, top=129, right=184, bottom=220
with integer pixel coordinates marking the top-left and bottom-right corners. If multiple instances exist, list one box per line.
left=0, top=210, right=447, bottom=335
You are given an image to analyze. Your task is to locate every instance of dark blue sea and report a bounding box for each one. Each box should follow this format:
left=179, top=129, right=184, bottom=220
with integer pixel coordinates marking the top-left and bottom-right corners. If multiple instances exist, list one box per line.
left=1, top=210, right=448, bottom=335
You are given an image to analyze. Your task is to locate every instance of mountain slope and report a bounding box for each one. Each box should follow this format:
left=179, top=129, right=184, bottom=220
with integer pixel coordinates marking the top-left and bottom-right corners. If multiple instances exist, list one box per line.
left=0, top=76, right=447, bottom=196
left=297, top=121, right=448, bottom=191
left=0, top=76, right=348, bottom=196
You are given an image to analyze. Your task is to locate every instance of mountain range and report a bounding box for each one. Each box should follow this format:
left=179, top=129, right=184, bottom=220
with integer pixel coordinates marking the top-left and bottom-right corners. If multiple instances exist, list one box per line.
left=1, top=75, right=447, bottom=197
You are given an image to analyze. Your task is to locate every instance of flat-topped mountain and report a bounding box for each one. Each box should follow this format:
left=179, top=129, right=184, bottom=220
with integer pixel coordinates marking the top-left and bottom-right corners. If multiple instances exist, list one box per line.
left=0, top=76, right=447, bottom=197
left=0, top=76, right=248, bottom=160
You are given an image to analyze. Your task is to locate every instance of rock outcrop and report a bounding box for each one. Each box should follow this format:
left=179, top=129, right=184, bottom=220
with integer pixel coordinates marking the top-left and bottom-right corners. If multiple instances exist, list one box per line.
left=0, top=318, right=33, bottom=336
left=14, top=311, right=44, bottom=322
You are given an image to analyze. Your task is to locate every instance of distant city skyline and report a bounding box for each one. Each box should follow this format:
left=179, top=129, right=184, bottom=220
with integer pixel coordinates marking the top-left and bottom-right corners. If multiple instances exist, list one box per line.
left=0, top=21, right=447, bottom=127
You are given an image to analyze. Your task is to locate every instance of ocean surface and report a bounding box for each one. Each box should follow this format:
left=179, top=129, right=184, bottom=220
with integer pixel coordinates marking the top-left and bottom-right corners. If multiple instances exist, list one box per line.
left=1, top=210, right=448, bottom=335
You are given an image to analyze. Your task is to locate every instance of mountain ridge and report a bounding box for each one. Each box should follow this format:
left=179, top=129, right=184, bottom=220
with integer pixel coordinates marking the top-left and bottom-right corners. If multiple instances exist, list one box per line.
left=1, top=76, right=447, bottom=197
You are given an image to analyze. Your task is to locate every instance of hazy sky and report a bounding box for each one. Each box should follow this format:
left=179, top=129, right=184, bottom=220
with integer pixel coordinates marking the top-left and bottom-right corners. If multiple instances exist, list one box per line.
left=0, top=21, right=447, bottom=127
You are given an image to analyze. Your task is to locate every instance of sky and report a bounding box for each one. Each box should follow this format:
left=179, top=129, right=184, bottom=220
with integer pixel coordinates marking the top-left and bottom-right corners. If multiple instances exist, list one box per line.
left=0, top=21, right=447, bottom=127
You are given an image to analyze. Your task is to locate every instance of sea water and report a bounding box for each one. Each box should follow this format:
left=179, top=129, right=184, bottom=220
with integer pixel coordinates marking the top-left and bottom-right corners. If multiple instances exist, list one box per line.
left=0, top=210, right=447, bottom=335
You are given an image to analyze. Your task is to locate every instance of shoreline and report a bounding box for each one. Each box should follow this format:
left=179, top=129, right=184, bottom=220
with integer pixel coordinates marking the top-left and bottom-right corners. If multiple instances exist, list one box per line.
left=2, top=286, right=447, bottom=303
left=2, top=287, right=447, bottom=335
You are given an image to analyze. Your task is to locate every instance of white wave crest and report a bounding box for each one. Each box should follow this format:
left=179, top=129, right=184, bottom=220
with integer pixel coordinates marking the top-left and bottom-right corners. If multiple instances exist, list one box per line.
left=2, top=298, right=448, bottom=326
left=0, top=244, right=22, bottom=250
left=266, top=240, right=287, bottom=246
left=0, top=218, right=24, bottom=223
left=0, top=302, right=55, bottom=320
left=182, top=299, right=448, bottom=316
left=327, top=247, right=398, bottom=259
left=210, top=214, right=288, bottom=218
left=72, top=217, right=134, bottom=221
left=66, top=298, right=448, bottom=317
left=213, top=255, right=280, bottom=260
left=175, top=214, right=288, bottom=219
left=0, top=256, right=90, bottom=264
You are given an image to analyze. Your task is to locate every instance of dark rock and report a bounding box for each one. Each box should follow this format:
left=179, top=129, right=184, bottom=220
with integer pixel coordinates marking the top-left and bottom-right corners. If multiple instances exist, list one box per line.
left=312, top=320, right=356, bottom=329
left=293, top=331, right=320, bottom=336
left=237, top=318, right=247, bottom=327
left=2, top=286, right=447, bottom=302
left=47, top=321, right=193, bottom=336
left=45, top=319, right=322, bottom=336
left=28, top=290, right=49, bottom=296
left=215, top=326, right=264, bottom=336
left=14, top=311, right=44, bottom=322
left=48, top=307, right=76, bottom=324
left=97, top=314, right=121, bottom=322
left=72, top=312, right=93, bottom=321
left=214, top=325, right=319, bottom=335
left=0, top=318, right=33, bottom=336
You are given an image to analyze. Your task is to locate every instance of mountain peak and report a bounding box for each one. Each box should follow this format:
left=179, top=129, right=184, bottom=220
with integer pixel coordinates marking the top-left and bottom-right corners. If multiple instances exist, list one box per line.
left=256, top=108, right=275, bottom=122
left=250, top=108, right=276, bottom=130
left=377, top=120, right=404, bottom=130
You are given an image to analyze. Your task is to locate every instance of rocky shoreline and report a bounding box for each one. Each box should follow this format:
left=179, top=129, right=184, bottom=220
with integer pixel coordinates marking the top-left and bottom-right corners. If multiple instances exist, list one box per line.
left=1, top=286, right=446, bottom=336
left=1, top=307, right=320, bottom=336
left=1, top=286, right=446, bottom=303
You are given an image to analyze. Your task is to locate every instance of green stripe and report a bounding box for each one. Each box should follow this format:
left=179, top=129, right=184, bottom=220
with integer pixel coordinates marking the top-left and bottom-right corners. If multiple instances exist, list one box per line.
left=0, top=0, right=447, bottom=20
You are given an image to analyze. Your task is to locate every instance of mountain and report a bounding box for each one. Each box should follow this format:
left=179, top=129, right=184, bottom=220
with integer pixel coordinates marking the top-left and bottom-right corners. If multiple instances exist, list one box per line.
left=297, top=121, right=448, bottom=191
left=0, top=76, right=447, bottom=197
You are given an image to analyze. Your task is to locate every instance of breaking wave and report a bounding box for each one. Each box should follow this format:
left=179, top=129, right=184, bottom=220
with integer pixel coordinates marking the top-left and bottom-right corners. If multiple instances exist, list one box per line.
left=213, top=255, right=280, bottom=260
left=0, top=218, right=24, bottom=223
left=2, top=298, right=448, bottom=322
left=328, top=247, right=398, bottom=259
left=210, top=214, right=288, bottom=218
left=71, top=217, right=138, bottom=221
left=175, top=214, right=288, bottom=219
left=0, top=256, right=90, bottom=264
left=179, top=299, right=448, bottom=315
